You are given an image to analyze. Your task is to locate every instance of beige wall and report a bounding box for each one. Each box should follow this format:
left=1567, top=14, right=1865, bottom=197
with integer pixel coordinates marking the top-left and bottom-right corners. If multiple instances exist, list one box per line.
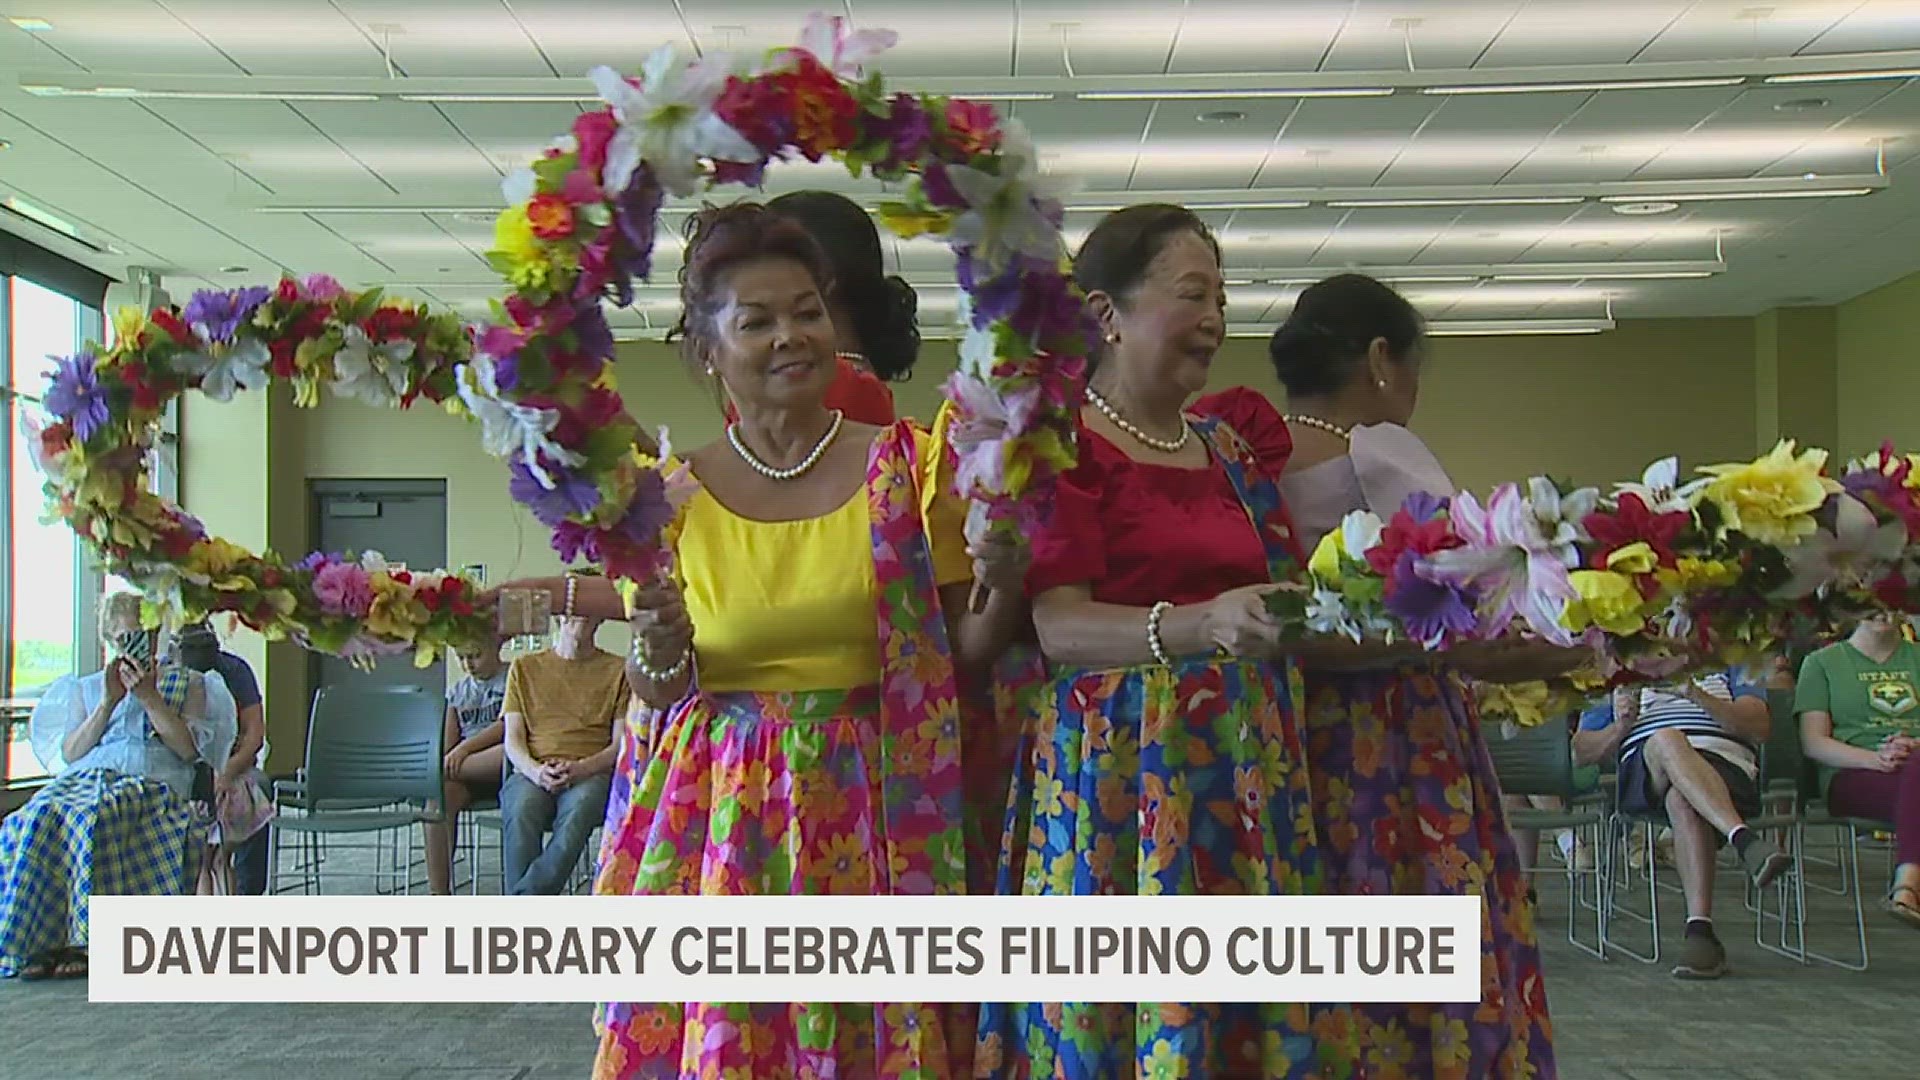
left=175, top=311, right=1833, bottom=770
left=1837, top=271, right=1920, bottom=459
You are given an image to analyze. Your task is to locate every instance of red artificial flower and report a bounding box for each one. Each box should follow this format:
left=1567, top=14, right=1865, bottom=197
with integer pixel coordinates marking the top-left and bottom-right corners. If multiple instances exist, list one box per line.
left=713, top=74, right=792, bottom=155
left=150, top=308, right=195, bottom=346
left=784, top=55, right=859, bottom=160
left=262, top=567, right=282, bottom=588
left=1364, top=508, right=1462, bottom=578
left=578, top=386, right=625, bottom=428
left=942, top=99, right=1003, bottom=157
left=40, top=421, right=72, bottom=458
left=269, top=337, right=300, bottom=380
left=390, top=570, right=413, bottom=586
left=160, top=528, right=199, bottom=560
left=275, top=277, right=300, bottom=304
left=361, top=305, right=418, bottom=343
left=526, top=193, right=577, bottom=239
left=1873, top=573, right=1911, bottom=610
left=1582, top=492, right=1689, bottom=569
left=572, top=110, right=619, bottom=173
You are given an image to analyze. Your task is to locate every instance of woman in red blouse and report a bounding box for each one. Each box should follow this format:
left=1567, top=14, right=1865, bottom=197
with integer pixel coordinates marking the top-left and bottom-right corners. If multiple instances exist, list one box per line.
left=715, top=190, right=917, bottom=426
left=975, top=205, right=1371, bottom=1080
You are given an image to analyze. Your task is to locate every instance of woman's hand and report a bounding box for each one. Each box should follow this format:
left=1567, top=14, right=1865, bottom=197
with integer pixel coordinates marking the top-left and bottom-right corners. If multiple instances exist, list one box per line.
left=104, top=659, right=132, bottom=706
left=628, top=578, right=693, bottom=670
left=1200, top=584, right=1286, bottom=658
left=1877, top=734, right=1915, bottom=771
left=119, top=659, right=159, bottom=705
left=968, top=532, right=1030, bottom=595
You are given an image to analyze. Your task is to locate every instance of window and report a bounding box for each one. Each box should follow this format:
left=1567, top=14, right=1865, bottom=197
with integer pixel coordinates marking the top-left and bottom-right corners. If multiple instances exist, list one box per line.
left=2, top=274, right=101, bottom=784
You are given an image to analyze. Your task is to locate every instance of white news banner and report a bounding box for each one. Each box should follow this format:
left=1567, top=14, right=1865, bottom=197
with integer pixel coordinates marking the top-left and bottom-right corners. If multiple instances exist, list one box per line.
left=91, top=894, right=1481, bottom=1004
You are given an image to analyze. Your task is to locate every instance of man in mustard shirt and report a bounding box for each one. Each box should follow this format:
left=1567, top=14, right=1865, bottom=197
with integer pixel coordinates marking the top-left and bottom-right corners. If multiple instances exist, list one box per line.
left=500, top=614, right=631, bottom=895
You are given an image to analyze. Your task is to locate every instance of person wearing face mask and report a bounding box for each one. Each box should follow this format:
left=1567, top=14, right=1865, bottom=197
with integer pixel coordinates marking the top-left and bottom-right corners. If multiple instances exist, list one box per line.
left=499, top=612, right=629, bottom=897
left=1213, top=273, right=1570, bottom=1078
left=2, top=593, right=235, bottom=979
left=172, top=621, right=273, bottom=896
left=978, top=206, right=1396, bottom=1080
left=583, top=203, right=1027, bottom=1080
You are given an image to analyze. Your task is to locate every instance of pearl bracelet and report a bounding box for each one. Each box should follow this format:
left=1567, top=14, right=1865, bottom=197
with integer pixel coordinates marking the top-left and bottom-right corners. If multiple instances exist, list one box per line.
left=631, top=637, right=690, bottom=683
left=1146, top=601, right=1174, bottom=666
left=562, top=574, right=578, bottom=619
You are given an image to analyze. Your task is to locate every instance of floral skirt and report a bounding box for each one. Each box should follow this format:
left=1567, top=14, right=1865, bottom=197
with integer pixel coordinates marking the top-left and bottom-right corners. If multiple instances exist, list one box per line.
left=1301, top=664, right=1555, bottom=1080
left=592, top=687, right=971, bottom=1080
left=975, top=658, right=1330, bottom=1080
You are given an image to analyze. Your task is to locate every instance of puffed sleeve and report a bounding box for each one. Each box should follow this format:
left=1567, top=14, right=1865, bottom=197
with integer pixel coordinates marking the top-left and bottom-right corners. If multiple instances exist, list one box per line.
left=27, top=674, right=87, bottom=773
left=1192, top=385, right=1294, bottom=475
left=915, top=409, right=976, bottom=588
left=1349, top=422, right=1456, bottom=517
left=1025, top=418, right=1109, bottom=597
left=190, top=671, right=239, bottom=769
left=826, top=357, right=899, bottom=425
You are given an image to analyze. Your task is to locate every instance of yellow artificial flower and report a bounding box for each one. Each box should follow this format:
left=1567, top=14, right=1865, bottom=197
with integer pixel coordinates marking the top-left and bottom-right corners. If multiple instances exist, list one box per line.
left=1604, top=541, right=1658, bottom=575
left=364, top=575, right=426, bottom=642
left=1481, top=680, right=1553, bottom=728
left=493, top=206, right=565, bottom=290
left=1693, top=439, right=1842, bottom=546
left=1905, top=454, right=1920, bottom=491
left=1561, top=569, right=1646, bottom=635
left=112, top=306, right=150, bottom=345
left=874, top=203, right=953, bottom=240
left=1655, top=556, right=1740, bottom=596
left=184, top=537, right=254, bottom=591
left=1308, top=529, right=1348, bottom=583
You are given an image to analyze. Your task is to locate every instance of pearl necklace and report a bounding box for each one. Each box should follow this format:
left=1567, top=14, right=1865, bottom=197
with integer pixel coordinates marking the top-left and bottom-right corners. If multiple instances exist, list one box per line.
left=1084, top=387, right=1190, bottom=453
left=835, top=351, right=868, bottom=367
left=1284, top=413, right=1351, bottom=441
left=728, top=410, right=844, bottom=481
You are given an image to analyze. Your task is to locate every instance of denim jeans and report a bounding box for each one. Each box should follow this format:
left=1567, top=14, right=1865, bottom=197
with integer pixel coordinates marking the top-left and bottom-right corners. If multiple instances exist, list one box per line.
left=500, top=769, right=611, bottom=895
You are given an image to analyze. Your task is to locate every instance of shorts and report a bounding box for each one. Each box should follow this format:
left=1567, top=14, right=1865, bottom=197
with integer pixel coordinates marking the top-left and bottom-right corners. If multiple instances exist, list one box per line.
left=1618, top=744, right=1759, bottom=819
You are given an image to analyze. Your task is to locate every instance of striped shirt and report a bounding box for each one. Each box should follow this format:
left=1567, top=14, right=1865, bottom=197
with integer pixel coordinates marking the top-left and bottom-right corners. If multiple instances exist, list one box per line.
left=1578, top=670, right=1764, bottom=778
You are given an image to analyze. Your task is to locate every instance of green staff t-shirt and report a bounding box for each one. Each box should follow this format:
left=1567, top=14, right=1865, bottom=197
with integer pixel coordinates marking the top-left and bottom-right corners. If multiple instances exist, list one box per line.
left=1794, top=639, right=1920, bottom=788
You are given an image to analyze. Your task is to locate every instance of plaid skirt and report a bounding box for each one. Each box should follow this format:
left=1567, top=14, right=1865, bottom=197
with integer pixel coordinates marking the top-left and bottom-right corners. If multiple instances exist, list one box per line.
left=0, top=768, right=196, bottom=975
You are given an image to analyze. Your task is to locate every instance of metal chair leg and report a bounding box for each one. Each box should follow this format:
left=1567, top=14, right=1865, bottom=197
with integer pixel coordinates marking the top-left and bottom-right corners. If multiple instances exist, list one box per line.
left=1805, top=825, right=1871, bottom=971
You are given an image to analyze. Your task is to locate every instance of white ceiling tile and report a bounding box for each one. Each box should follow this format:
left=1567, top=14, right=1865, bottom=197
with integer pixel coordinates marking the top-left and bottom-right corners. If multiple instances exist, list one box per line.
left=1478, top=1, right=1691, bottom=66
left=1801, top=0, right=1920, bottom=54
left=1323, top=0, right=1529, bottom=71
left=157, top=1, right=388, bottom=78
left=502, top=1, right=693, bottom=77
left=1013, top=1, right=1182, bottom=77
left=326, top=0, right=557, bottom=77
left=1639, top=0, right=1872, bottom=62
left=1164, top=1, right=1350, bottom=74
left=2, top=0, right=242, bottom=75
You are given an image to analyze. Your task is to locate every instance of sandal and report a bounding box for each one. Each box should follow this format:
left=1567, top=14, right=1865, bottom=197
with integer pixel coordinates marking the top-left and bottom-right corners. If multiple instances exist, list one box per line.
left=50, top=950, right=87, bottom=979
left=1886, top=885, right=1920, bottom=930
left=14, top=957, right=55, bottom=981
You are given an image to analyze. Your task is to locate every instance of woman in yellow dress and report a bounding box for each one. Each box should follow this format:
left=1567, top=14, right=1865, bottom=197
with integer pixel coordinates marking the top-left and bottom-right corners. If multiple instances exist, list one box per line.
left=502, top=203, right=1027, bottom=1079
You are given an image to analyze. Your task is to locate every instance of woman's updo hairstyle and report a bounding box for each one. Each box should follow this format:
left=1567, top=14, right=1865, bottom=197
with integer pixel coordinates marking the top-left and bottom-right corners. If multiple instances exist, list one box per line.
left=767, top=190, right=921, bottom=382
left=1267, top=273, right=1424, bottom=397
left=671, top=202, right=836, bottom=373
left=1071, top=204, right=1222, bottom=374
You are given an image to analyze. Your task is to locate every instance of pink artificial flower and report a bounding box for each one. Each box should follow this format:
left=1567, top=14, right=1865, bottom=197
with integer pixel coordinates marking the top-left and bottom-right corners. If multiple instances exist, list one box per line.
left=1422, top=484, right=1579, bottom=646
left=943, top=99, right=1003, bottom=156
left=561, top=168, right=603, bottom=205
left=573, top=110, right=619, bottom=174
left=794, top=10, right=898, bottom=78
left=301, top=275, right=345, bottom=303
left=313, top=562, right=374, bottom=618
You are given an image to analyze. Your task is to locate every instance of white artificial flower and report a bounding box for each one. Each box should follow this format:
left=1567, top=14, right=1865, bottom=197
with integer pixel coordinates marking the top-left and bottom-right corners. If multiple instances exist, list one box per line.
left=1339, top=509, right=1385, bottom=562
left=501, top=167, right=537, bottom=206
left=329, top=327, right=414, bottom=408
left=943, top=119, right=1079, bottom=272
left=1614, top=456, right=1707, bottom=514
left=1526, top=475, right=1600, bottom=568
left=455, top=356, right=585, bottom=488
left=590, top=45, right=761, bottom=198
left=795, top=10, right=898, bottom=77
left=1777, top=493, right=1907, bottom=598
left=176, top=338, right=271, bottom=403
left=1306, top=587, right=1364, bottom=643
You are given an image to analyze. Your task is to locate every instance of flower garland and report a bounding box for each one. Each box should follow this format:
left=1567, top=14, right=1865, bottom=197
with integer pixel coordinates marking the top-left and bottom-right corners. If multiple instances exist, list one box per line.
left=1298, top=440, right=1920, bottom=723
left=27, top=277, right=494, bottom=663
left=474, top=11, right=1092, bottom=573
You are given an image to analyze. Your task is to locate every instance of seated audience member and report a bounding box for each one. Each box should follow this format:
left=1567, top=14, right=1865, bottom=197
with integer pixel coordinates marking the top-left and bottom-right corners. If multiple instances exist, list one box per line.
left=1, top=594, right=235, bottom=978
left=173, top=621, right=272, bottom=896
left=426, top=639, right=510, bottom=895
left=500, top=615, right=628, bottom=895
left=1575, top=669, right=1791, bottom=978
left=1796, top=615, right=1920, bottom=929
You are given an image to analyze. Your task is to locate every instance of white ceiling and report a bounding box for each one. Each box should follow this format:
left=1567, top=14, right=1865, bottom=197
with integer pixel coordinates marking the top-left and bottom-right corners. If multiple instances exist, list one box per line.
left=6, top=0, right=1920, bottom=332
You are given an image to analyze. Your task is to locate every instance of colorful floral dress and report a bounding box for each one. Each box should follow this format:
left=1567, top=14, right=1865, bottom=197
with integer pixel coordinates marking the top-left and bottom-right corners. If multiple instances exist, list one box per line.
left=593, top=421, right=978, bottom=1080
left=975, top=410, right=1332, bottom=1080
left=1214, top=388, right=1557, bottom=1080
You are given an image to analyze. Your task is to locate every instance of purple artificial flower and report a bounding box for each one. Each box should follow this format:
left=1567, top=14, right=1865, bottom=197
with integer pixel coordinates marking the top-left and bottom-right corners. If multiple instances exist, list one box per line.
left=1384, top=550, right=1479, bottom=647
left=921, top=164, right=966, bottom=210
left=604, top=165, right=664, bottom=307
left=44, top=350, right=111, bottom=442
left=1842, top=467, right=1900, bottom=505
left=550, top=520, right=598, bottom=565
left=509, top=457, right=602, bottom=526
left=183, top=286, right=272, bottom=344
left=615, top=468, right=676, bottom=541
left=295, top=551, right=341, bottom=573
left=874, top=93, right=931, bottom=170
left=569, top=304, right=614, bottom=363
left=1400, top=491, right=1449, bottom=524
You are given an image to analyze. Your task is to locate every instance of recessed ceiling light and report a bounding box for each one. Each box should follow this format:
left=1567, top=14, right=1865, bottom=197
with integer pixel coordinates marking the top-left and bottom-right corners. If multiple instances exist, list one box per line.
left=1774, top=97, right=1831, bottom=112
left=1611, top=201, right=1680, bottom=216
left=7, top=17, right=52, bottom=31
left=1571, top=240, right=1613, bottom=250
left=0, top=139, right=10, bottom=151
left=220, top=265, right=250, bottom=274
left=1198, top=109, right=1248, bottom=123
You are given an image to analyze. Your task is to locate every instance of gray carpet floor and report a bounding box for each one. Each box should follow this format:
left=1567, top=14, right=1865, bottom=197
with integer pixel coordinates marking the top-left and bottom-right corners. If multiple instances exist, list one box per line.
left=2, top=829, right=1914, bottom=1080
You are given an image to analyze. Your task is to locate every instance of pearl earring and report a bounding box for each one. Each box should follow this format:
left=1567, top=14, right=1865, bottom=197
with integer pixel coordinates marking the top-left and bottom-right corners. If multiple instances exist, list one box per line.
left=1105, top=333, right=1120, bottom=345
left=1376, top=379, right=1388, bottom=389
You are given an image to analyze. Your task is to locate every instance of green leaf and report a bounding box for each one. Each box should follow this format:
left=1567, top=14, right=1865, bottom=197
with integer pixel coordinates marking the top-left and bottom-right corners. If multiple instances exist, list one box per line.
left=530, top=153, right=573, bottom=190
left=515, top=346, right=553, bottom=393
left=582, top=421, right=638, bottom=471
left=580, top=204, right=613, bottom=229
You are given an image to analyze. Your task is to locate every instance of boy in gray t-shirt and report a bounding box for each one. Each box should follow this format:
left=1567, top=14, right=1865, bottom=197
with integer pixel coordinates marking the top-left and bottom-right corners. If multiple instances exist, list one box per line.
left=427, top=641, right=508, bottom=894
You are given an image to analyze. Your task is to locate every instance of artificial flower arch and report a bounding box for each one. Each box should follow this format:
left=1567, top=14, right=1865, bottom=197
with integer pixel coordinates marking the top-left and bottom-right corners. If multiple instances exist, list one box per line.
left=24, top=12, right=1090, bottom=665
